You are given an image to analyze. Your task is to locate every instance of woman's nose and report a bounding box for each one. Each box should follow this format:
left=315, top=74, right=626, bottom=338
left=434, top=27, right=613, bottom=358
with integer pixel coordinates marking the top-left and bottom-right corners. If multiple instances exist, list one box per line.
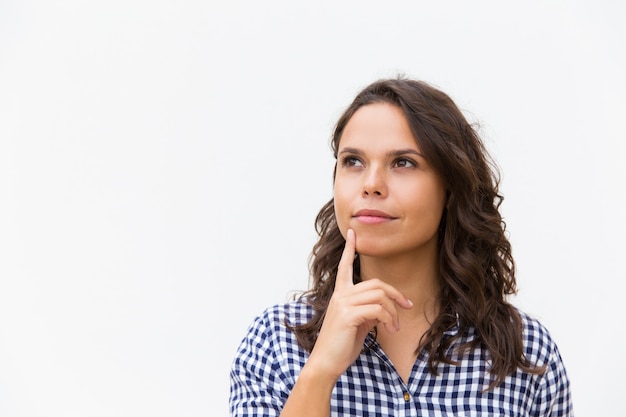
left=362, top=166, right=387, bottom=197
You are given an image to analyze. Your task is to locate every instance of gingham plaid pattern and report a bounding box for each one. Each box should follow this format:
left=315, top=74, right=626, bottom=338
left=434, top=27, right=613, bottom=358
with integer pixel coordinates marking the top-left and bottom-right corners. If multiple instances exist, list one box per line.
left=229, top=300, right=572, bottom=416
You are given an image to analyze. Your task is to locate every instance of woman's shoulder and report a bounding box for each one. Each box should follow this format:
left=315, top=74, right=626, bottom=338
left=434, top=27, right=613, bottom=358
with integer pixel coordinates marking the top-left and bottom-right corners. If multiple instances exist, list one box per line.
left=232, top=297, right=313, bottom=373
left=243, top=297, right=315, bottom=338
left=230, top=298, right=313, bottom=410
left=515, top=307, right=563, bottom=364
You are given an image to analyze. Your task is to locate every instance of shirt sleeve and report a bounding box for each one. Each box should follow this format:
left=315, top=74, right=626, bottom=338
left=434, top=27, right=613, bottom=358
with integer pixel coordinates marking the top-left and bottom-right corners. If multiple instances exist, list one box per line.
left=229, top=311, right=290, bottom=417
left=531, top=343, right=574, bottom=417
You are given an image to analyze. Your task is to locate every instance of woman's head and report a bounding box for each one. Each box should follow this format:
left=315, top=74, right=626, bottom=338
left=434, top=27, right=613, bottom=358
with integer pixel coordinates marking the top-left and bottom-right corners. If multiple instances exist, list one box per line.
left=332, top=101, right=448, bottom=261
left=323, top=78, right=510, bottom=284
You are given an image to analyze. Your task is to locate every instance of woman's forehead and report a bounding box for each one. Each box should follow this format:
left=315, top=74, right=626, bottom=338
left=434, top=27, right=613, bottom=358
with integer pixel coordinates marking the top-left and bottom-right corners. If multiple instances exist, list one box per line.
left=339, top=103, right=420, bottom=150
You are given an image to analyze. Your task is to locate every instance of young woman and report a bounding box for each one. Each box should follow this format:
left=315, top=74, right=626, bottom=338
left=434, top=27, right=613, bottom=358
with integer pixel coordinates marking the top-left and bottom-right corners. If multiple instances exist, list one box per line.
left=229, top=78, right=573, bottom=416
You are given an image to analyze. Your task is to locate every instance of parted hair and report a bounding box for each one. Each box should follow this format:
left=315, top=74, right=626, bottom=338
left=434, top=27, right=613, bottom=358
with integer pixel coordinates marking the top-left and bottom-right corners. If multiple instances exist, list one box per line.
left=289, top=77, right=544, bottom=389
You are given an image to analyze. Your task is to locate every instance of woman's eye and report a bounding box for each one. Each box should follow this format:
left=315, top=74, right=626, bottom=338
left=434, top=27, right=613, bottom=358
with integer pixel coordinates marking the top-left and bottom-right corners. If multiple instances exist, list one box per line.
left=342, top=156, right=363, bottom=167
left=393, top=158, right=416, bottom=168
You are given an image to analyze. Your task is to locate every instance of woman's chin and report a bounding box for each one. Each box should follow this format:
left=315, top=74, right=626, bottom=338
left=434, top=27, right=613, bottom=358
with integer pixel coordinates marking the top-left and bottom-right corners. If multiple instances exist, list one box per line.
left=355, top=241, right=393, bottom=258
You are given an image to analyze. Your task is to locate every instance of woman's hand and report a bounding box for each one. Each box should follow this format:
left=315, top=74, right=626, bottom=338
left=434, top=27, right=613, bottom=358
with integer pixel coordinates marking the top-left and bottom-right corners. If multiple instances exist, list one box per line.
left=306, top=229, right=414, bottom=381
left=280, top=229, right=413, bottom=417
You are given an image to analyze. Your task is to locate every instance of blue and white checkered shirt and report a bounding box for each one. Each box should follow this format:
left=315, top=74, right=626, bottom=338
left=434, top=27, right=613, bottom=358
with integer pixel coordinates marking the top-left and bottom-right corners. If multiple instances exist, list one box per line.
left=230, top=299, right=572, bottom=416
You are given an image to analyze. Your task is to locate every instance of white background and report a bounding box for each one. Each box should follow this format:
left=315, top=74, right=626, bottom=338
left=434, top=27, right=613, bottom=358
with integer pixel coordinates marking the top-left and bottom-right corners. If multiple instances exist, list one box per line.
left=1, top=1, right=624, bottom=415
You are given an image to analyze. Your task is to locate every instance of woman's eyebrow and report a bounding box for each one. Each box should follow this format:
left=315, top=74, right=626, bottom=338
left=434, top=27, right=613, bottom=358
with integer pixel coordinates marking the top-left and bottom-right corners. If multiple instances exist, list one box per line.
left=387, top=148, right=423, bottom=158
left=338, top=147, right=363, bottom=155
left=338, top=147, right=423, bottom=158
left=339, top=146, right=424, bottom=158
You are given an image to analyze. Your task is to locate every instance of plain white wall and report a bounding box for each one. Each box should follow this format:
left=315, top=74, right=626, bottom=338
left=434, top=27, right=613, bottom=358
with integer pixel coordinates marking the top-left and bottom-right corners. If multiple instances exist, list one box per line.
left=1, top=0, right=624, bottom=415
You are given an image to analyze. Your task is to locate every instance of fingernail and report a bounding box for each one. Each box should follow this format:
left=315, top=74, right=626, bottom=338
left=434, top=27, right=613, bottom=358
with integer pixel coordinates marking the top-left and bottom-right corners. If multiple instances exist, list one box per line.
left=406, top=299, right=413, bottom=307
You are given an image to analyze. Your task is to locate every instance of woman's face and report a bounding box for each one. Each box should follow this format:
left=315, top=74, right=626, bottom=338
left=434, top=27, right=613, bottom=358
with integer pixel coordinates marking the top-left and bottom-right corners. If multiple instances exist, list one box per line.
left=333, top=102, right=447, bottom=260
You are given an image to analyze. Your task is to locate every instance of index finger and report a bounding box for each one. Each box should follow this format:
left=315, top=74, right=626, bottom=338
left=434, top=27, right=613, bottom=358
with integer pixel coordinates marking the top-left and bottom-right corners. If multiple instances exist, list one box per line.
left=335, top=228, right=356, bottom=290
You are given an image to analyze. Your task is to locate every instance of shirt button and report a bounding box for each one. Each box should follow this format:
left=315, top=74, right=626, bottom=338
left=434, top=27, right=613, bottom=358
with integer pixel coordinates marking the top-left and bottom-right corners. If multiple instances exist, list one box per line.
left=403, top=392, right=410, bottom=402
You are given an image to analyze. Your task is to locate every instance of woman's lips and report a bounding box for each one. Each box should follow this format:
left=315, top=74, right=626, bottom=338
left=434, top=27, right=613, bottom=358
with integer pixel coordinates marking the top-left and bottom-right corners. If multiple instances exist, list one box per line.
left=353, top=209, right=396, bottom=224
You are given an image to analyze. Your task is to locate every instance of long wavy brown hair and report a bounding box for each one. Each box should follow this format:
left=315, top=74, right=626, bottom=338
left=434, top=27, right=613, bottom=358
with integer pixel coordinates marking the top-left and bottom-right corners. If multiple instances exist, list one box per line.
left=290, top=77, right=544, bottom=389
